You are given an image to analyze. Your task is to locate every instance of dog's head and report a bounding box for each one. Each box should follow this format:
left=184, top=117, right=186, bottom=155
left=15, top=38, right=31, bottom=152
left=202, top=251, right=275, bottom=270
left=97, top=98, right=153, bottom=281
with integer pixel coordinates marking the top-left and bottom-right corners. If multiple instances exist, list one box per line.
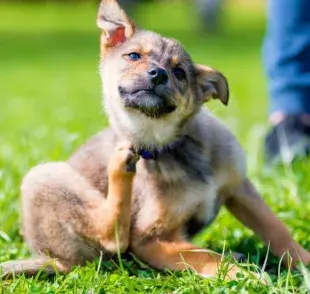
left=97, top=0, right=229, bottom=148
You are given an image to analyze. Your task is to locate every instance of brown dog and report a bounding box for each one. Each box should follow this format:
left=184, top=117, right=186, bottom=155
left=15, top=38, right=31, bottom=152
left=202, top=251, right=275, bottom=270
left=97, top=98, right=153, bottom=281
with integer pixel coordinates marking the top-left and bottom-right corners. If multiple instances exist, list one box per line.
left=1, top=0, right=309, bottom=280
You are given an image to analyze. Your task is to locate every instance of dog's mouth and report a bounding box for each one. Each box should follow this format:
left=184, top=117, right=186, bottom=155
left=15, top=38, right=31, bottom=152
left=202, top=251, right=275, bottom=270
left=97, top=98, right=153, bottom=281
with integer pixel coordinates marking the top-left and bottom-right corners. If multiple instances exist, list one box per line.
left=119, top=87, right=176, bottom=118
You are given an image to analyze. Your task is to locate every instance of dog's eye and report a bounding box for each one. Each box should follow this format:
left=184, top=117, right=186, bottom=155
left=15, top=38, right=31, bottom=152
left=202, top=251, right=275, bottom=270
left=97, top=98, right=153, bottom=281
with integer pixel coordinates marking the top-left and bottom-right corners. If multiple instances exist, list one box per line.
left=128, top=52, right=141, bottom=61
left=173, top=68, right=186, bottom=80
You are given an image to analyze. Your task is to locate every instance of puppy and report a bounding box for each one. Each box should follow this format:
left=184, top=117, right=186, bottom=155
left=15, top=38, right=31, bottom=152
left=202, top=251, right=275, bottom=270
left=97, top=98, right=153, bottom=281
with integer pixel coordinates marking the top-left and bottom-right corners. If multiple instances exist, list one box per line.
left=1, top=0, right=309, bottom=280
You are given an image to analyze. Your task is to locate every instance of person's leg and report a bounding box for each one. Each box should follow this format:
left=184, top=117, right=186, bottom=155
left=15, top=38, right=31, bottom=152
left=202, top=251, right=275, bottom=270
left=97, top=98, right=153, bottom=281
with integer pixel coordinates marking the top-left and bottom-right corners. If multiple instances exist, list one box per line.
left=263, top=0, right=310, bottom=164
left=195, top=0, right=224, bottom=32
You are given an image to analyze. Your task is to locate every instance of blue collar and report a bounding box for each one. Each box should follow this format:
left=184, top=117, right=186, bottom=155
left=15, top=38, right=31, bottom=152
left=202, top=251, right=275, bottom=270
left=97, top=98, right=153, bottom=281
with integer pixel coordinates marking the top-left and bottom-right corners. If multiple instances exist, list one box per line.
left=137, top=136, right=185, bottom=160
left=138, top=148, right=158, bottom=160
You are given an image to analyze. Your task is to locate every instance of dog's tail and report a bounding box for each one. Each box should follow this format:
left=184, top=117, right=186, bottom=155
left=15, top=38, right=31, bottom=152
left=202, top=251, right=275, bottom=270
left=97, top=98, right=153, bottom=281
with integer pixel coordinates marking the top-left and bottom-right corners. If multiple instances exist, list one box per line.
left=0, top=258, right=68, bottom=278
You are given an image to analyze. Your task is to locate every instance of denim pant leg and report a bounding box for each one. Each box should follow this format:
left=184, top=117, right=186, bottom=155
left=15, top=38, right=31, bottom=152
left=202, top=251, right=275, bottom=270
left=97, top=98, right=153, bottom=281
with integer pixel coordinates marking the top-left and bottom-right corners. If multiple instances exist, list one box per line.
left=263, top=0, right=310, bottom=115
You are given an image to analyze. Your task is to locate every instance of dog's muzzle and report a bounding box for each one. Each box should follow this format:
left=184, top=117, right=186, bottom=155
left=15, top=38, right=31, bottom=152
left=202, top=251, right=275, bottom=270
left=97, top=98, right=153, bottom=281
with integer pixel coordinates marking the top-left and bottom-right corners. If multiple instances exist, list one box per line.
left=119, top=87, right=176, bottom=118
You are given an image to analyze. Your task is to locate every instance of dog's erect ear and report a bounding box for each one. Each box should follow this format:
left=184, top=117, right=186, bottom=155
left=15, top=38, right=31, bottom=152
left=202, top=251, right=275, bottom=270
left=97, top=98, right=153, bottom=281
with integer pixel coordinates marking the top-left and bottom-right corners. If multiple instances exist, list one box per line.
left=97, top=0, right=136, bottom=56
left=194, top=64, right=229, bottom=106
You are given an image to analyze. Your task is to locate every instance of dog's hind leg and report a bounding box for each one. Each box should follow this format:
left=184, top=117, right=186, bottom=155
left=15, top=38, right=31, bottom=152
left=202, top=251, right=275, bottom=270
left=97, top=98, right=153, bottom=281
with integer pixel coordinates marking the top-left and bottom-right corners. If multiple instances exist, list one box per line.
left=0, top=258, right=68, bottom=278
left=131, top=238, right=245, bottom=280
left=90, top=142, right=140, bottom=253
left=1, top=142, right=139, bottom=277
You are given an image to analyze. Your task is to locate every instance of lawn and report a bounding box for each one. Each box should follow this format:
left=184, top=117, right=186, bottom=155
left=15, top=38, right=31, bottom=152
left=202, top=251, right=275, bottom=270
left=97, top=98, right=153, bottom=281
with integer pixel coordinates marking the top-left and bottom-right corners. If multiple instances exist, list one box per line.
left=1, top=1, right=310, bottom=293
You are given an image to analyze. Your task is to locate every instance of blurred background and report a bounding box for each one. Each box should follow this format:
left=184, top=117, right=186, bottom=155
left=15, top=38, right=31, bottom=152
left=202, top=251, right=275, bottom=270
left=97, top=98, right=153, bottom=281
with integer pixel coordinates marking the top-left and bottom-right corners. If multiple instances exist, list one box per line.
left=0, top=0, right=273, bottom=262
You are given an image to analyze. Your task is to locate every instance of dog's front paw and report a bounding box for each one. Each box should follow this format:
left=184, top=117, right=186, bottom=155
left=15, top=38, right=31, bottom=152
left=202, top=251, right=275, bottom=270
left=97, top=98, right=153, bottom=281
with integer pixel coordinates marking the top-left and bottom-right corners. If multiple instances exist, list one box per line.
left=200, top=263, right=269, bottom=284
left=108, top=142, right=140, bottom=176
left=297, top=247, right=310, bottom=266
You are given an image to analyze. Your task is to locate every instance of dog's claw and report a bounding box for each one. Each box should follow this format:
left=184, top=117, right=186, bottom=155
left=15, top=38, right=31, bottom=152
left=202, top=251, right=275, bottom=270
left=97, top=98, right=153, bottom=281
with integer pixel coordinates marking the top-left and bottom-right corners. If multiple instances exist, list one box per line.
left=126, top=152, right=140, bottom=173
left=231, top=252, right=246, bottom=262
left=126, top=162, right=136, bottom=173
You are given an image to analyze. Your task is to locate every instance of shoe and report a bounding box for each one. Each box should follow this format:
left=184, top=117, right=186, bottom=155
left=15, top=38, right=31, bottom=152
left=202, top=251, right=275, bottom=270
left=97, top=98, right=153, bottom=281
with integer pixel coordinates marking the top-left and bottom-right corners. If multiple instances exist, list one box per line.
left=265, top=115, right=310, bottom=165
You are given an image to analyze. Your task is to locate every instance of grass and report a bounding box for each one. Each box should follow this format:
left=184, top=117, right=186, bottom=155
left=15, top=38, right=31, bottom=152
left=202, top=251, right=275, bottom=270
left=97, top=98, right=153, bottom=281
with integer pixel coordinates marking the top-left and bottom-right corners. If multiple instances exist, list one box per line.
left=0, top=0, right=310, bottom=292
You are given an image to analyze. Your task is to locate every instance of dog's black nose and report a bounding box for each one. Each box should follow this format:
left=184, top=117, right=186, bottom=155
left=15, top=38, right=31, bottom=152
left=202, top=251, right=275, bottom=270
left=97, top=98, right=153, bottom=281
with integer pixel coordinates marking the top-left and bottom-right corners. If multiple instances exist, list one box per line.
left=148, top=67, right=168, bottom=85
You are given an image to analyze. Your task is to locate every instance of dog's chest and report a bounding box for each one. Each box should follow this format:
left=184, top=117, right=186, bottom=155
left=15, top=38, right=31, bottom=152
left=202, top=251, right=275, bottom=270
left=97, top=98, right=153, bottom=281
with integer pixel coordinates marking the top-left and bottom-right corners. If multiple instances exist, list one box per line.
left=132, top=178, right=219, bottom=238
left=131, top=135, right=221, bottom=238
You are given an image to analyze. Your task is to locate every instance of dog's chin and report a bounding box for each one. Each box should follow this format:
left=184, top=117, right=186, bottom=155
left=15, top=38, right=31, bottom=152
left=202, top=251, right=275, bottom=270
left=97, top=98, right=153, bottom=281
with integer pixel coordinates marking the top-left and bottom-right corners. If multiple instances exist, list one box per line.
left=119, top=88, right=176, bottom=119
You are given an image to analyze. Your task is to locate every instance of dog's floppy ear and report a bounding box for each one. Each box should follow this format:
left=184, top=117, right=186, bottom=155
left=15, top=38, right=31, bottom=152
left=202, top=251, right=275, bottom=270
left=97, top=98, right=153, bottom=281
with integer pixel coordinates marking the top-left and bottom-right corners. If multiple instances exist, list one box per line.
left=97, top=0, right=136, bottom=56
left=194, top=64, right=229, bottom=106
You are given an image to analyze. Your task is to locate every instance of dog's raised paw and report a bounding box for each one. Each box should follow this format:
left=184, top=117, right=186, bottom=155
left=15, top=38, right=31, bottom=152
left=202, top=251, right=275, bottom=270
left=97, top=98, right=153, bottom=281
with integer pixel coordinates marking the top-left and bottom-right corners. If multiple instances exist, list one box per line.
left=108, top=142, right=140, bottom=175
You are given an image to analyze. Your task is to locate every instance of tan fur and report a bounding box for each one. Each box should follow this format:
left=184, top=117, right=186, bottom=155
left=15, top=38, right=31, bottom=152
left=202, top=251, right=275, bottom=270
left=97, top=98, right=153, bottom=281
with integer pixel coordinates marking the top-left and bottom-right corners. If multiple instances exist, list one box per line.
left=171, top=55, right=180, bottom=67
left=1, top=0, right=309, bottom=281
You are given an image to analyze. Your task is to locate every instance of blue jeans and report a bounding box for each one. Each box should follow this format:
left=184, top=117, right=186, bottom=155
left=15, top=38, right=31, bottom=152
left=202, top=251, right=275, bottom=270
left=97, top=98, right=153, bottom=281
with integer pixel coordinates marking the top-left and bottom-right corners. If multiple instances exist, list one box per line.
left=263, top=0, right=310, bottom=115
